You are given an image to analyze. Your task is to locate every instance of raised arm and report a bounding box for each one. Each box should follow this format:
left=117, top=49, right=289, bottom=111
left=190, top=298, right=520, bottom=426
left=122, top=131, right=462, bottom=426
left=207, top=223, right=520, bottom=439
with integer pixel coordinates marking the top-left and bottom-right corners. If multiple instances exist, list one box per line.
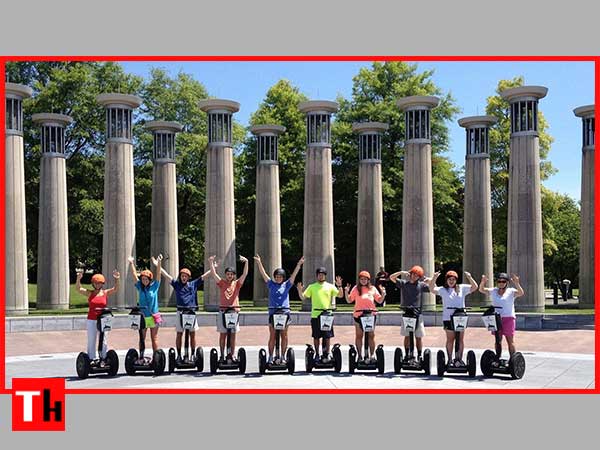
left=464, top=271, right=478, bottom=293
left=479, top=274, right=492, bottom=294
left=335, top=275, right=344, bottom=299
left=151, top=254, right=163, bottom=282
left=288, top=255, right=305, bottom=285
left=296, top=281, right=305, bottom=299
left=128, top=256, right=139, bottom=283
left=105, top=270, right=120, bottom=296
left=389, top=270, right=408, bottom=284
left=238, top=256, right=249, bottom=285
left=75, top=269, right=89, bottom=296
left=207, top=255, right=221, bottom=283
left=377, top=285, right=386, bottom=304
left=253, top=254, right=270, bottom=283
left=511, top=274, right=525, bottom=298
left=160, top=266, right=174, bottom=283
left=427, top=271, right=441, bottom=292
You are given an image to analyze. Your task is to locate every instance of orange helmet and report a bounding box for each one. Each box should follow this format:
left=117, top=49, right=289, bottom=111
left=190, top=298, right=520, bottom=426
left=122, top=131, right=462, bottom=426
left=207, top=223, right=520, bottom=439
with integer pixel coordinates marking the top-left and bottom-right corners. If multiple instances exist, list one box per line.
left=358, top=271, right=371, bottom=279
left=140, top=269, right=154, bottom=280
left=445, top=270, right=459, bottom=279
left=179, top=268, right=192, bottom=277
left=409, top=265, right=424, bottom=278
left=91, top=274, right=105, bottom=284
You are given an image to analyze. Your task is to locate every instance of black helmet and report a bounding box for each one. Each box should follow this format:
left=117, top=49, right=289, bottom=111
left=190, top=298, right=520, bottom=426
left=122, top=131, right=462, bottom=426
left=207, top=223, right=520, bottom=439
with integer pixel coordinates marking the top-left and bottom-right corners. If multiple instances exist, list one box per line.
left=316, top=267, right=327, bottom=275
left=225, top=267, right=237, bottom=275
left=273, top=268, right=286, bottom=278
left=496, top=272, right=510, bottom=281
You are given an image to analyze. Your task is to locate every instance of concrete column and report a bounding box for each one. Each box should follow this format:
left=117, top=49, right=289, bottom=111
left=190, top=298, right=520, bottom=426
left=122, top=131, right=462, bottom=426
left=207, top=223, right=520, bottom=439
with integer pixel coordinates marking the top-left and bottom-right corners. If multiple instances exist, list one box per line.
left=97, top=93, right=142, bottom=308
left=396, top=96, right=439, bottom=310
left=458, top=116, right=496, bottom=306
left=251, top=125, right=285, bottom=306
left=199, top=99, right=239, bottom=311
left=353, top=122, right=387, bottom=278
left=5, top=83, right=32, bottom=316
left=299, top=101, right=338, bottom=310
left=574, top=105, right=595, bottom=309
left=501, top=86, right=548, bottom=312
left=146, top=121, right=183, bottom=307
left=32, top=113, right=73, bottom=310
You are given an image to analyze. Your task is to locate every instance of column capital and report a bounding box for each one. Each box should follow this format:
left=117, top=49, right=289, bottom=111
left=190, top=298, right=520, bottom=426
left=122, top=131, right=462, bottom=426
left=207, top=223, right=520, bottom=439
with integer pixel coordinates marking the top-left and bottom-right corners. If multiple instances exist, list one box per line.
left=32, top=113, right=73, bottom=127
left=145, top=120, right=183, bottom=133
left=352, top=122, right=388, bottom=134
left=298, top=100, right=338, bottom=115
left=396, top=95, right=439, bottom=111
left=458, top=115, right=497, bottom=129
left=500, top=86, right=547, bottom=103
left=5, top=82, right=33, bottom=99
left=198, top=99, right=240, bottom=114
left=250, top=124, right=286, bottom=136
left=573, top=104, right=595, bottom=119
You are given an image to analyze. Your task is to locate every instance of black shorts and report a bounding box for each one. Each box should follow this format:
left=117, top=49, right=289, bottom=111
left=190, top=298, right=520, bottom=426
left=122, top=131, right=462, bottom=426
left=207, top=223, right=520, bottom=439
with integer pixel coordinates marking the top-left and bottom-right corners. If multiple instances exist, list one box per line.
left=311, top=317, right=335, bottom=339
left=443, top=320, right=453, bottom=330
left=268, top=313, right=290, bottom=327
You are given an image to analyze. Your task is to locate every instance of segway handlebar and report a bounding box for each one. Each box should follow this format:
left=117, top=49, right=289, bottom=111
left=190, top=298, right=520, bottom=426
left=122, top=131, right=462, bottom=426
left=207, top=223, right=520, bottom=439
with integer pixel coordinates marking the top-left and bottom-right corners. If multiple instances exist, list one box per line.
left=314, top=307, right=337, bottom=312
left=268, top=306, right=291, bottom=310
left=93, top=307, right=121, bottom=312
left=176, top=305, right=199, bottom=311
left=219, top=305, right=241, bottom=311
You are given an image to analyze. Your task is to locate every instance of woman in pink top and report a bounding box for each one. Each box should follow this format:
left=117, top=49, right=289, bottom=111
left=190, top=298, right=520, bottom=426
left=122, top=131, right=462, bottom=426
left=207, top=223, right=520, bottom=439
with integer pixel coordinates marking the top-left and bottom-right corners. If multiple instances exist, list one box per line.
left=344, top=271, right=386, bottom=362
left=206, top=254, right=249, bottom=361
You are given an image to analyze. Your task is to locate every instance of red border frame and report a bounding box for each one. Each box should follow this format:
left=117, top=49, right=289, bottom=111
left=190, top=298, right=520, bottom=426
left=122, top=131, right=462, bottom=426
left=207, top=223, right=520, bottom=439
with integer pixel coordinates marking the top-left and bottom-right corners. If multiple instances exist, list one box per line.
left=1, top=55, right=598, bottom=396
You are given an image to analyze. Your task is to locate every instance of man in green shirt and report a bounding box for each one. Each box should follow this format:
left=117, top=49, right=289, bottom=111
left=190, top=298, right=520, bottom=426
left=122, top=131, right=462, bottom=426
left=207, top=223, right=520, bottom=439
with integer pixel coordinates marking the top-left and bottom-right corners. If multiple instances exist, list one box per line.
left=297, top=267, right=344, bottom=362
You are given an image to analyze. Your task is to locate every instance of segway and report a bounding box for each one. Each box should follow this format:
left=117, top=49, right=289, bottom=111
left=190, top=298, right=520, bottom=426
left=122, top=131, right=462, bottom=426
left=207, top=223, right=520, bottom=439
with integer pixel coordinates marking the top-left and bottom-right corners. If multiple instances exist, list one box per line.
left=348, top=309, right=385, bottom=374
left=124, top=306, right=166, bottom=376
left=480, top=306, right=526, bottom=379
left=168, top=306, right=204, bottom=373
left=76, top=307, right=120, bottom=379
left=209, top=306, right=247, bottom=374
left=305, top=308, right=342, bottom=373
left=258, top=307, right=295, bottom=375
left=436, top=307, right=476, bottom=377
left=394, top=306, right=431, bottom=375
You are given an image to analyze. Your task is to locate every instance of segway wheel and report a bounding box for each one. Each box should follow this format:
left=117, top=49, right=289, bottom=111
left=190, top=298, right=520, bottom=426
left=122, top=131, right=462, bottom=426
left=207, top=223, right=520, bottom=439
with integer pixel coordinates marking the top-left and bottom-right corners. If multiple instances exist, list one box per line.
left=305, top=347, right=314, bottom=373
left=423, top=349, right=431, bottom=376
left=168, top=348, right=176, bottom=374
left=106, top=350, right=119, bottom=376
left=509, top=352, right=526, bottom=380
left=376, top=346, right=385, bottom=374
left=76, top=352, right=91, bottom=379
left=238, top=348, right=247, bottom=374
left=153, top=349, right=166, bottom=376
left=258, top=349, right=267, bottom=374
left=394, top=348, right=403, bottom=374
left=348, top=346, right=356, bottom=374
left=467, top=350, right=476, bottom=378
left=195, top=347, right=204, bottom=372
left=286, top=348, right=295, bottom=375
left=125, top=349, right=138, bottom=376
left=332, top=345, right=342, bottom=373
left=437, top=350, right=446, bottom=377
left=209, top=348, right=218, bottom=374
left=480, top=349, right=496, bottom=377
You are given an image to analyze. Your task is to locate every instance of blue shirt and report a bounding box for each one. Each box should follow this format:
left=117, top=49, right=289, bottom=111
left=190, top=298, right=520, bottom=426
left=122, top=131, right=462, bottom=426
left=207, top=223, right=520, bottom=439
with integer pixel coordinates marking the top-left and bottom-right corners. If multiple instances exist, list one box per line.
left=171, top=278, right=203, bottom=307
left=267, top=279, right=292, bottom=314
left=135, top=280, right=160, bottom=317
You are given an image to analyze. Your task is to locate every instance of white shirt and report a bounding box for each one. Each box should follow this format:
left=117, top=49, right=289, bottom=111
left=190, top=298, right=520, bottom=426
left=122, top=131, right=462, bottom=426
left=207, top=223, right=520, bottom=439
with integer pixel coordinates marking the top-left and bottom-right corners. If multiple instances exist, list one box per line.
left=434, top=284, right=472, bottom=321
left=490, top=287, right=517, bottom=318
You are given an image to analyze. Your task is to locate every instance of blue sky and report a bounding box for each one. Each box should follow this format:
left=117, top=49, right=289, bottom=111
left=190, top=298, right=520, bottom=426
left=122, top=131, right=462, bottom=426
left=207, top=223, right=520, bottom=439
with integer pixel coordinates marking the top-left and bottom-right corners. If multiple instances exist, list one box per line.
left=122, top=61, right=594, bottom=201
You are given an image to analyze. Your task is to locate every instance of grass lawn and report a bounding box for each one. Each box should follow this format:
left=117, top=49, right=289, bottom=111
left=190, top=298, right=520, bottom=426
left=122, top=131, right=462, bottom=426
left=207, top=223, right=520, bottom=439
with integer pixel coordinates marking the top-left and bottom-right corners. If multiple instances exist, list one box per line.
left=23, top=284, right=595, bottom=316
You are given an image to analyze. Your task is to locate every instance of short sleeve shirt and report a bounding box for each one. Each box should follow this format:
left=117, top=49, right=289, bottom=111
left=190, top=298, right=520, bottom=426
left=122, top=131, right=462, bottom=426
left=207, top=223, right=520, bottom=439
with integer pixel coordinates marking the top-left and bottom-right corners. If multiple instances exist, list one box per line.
left=171, top=277, right=203, bottom=308
left=267, top=279, right=292, bottom=314
left=490, top=287, right=518, bottom=318
left=303, top=282, right=339, bottom=319
left=136, top=280, right=160, bottom=317
left=395, top=279, right=430, bottom=308
left=348, top=285, right=382, bottom=318
left=217, top=279, right=243, bottom=310
left=434, top=284, right=472, bottom=321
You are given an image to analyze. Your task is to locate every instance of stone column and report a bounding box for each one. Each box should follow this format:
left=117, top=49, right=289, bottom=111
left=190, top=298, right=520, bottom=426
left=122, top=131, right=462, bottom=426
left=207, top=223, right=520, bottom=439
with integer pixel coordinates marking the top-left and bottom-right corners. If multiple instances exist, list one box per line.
left=251, top=125, right=285, bottom=306
left=199, top=99, right=239, bottom=311
left=97, top=93, right=142, bottom=307
left=5, top=82, right=32, bottom=315
left=396, top=96, right=439, bottom=310
left=574, top=105, right=595, bottom=309
left=353, top=122, right=387, bottom=278
left=32, top=113, right=73, bottom=310
left=458, top=116, right=496, bottom=306
left=146, top=121, right=182, bottom=307
left=299, top=100, right=338, bottom=310
left=501, top=86, right=548, bottom=312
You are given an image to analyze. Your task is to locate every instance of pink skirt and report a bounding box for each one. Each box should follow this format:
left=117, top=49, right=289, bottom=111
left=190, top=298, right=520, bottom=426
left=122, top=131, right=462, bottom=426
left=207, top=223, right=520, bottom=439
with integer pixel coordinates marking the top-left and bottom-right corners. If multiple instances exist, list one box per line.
left=491, top=317, right=516, bottom=337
